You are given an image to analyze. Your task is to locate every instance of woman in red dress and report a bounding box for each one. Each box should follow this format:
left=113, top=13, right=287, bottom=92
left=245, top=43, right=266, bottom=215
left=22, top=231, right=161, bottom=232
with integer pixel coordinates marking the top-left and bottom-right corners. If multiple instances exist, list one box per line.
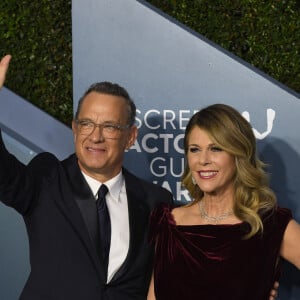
left=148, top=103, right=300, bottom=300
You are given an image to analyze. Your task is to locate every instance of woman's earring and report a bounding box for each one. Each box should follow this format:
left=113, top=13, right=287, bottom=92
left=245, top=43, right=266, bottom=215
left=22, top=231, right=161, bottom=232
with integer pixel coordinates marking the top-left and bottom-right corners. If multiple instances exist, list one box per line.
left=192, top=176, right=196, bottom=185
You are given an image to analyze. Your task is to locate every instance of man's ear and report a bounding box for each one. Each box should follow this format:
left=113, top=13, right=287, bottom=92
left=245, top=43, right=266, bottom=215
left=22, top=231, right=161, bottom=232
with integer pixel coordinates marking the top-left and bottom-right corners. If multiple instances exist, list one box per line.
left=72, top=120, right=77, bottom=141
left=126, top=125, right=138, bottom=149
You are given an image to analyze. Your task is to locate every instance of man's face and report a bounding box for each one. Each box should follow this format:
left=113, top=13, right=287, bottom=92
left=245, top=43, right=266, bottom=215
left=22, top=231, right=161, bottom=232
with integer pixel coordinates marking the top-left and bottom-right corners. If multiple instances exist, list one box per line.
left=72, top=92, right=137, bottom=182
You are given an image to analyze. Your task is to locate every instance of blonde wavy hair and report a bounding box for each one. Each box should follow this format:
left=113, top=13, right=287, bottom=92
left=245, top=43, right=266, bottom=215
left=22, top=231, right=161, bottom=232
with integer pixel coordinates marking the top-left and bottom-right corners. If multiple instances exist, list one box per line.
left=182, top=104, right=276, bottom=239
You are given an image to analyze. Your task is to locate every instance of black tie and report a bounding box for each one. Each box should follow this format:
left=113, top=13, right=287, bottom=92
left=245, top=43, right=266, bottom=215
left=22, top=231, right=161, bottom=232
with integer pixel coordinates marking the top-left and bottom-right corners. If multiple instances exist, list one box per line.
left=96, top=184, right=111, bottom=277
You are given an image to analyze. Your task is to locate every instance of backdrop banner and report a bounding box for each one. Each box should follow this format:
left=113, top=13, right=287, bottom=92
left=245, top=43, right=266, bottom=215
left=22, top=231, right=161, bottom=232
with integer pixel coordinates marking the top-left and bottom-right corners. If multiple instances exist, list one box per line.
left=73, top=0, right=300, bottom=298
left=0, top=0, right=299, bottom=299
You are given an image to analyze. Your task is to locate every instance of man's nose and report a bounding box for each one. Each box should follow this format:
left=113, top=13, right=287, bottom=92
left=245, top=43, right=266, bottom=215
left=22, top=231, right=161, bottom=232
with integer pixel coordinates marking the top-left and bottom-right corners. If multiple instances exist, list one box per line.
left=89, top=125, right=105, bottom=141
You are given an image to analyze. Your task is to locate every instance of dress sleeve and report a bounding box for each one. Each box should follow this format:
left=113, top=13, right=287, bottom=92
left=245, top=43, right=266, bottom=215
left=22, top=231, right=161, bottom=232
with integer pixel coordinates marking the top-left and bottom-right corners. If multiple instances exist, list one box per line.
left=148, top=203, right=173, bottom=245
left=262, top=206, right=293, bottom=236
left=276, top=206, right=293, bottom=231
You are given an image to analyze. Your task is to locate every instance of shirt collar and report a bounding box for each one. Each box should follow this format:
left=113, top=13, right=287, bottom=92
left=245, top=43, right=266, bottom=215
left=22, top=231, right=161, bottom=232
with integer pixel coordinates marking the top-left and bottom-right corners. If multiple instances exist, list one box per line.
left=81, top=171, right=124, bottom=203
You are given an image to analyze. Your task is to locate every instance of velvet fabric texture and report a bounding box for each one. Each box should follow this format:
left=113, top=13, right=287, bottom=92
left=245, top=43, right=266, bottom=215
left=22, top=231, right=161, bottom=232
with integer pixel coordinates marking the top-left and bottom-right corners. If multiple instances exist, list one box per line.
left=149, top=203, right=292, bottom=300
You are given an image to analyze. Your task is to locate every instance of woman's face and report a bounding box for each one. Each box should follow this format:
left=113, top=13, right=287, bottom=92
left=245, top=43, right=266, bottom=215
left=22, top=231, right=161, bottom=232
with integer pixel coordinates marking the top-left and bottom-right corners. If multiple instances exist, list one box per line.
left=187, top=126, right=236, bottom=197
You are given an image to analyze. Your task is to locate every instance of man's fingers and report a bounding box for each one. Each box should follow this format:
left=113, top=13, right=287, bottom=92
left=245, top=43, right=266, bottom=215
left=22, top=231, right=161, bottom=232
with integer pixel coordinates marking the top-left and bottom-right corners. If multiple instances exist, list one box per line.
left=0, top=55, right=12, bottom=88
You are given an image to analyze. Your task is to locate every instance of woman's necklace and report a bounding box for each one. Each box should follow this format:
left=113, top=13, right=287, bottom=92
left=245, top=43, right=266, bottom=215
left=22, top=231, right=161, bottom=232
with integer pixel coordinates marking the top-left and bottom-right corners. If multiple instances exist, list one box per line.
left=199, top=200, right=233, bottom=224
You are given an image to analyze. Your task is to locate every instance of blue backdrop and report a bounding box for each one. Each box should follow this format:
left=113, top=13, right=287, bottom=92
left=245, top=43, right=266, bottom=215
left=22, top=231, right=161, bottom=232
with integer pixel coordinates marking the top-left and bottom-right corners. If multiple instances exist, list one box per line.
left=0, top=0, right=299, bottom=299
left=72, top=1, right=300, bottom=299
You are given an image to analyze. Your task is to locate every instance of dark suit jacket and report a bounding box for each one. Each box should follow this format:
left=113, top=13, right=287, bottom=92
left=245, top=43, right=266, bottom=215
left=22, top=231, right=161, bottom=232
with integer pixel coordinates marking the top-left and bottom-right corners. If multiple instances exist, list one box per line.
left=0, top=134, right=173, bottom=300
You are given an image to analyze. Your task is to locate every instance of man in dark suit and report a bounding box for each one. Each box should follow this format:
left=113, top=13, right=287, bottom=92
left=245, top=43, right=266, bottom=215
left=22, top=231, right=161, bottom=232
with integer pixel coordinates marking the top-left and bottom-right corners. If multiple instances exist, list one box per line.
left=0, top=55, right=173, bottom=300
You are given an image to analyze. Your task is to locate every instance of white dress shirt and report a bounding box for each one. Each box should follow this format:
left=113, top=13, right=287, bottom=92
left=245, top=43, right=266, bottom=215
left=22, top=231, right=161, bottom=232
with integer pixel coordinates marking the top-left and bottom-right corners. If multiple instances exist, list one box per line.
left=82, top=171, right=130, bottom=283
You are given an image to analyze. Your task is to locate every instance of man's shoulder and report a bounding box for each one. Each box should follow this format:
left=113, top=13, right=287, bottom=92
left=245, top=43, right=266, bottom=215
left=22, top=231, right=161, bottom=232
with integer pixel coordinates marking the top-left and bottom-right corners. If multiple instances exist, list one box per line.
left=29, top=152, right=76, bottom=176
left=28, top=151, right=59, bottom=167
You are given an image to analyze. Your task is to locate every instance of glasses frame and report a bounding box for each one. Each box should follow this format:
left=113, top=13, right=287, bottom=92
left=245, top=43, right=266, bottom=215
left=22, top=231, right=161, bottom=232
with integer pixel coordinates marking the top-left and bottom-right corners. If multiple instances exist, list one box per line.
left=75, top=119, right=130, bottom=139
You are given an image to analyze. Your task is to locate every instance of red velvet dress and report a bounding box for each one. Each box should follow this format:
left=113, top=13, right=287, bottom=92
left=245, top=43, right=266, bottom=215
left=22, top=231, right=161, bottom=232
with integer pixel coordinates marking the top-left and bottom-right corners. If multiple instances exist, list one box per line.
left=149, top=204, right=292, bottom=300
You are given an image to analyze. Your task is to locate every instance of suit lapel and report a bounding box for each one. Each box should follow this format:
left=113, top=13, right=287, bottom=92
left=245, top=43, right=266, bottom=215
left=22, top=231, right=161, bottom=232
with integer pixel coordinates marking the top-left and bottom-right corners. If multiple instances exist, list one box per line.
left=55, top=159, right=151, bottom=283
left=55, top=154, right=105, bottom=281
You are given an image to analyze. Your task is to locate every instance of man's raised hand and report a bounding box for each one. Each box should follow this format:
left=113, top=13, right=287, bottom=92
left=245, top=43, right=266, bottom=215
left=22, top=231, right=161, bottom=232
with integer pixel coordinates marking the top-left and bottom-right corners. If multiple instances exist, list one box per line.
left=0, top=55, right=11, bottom=89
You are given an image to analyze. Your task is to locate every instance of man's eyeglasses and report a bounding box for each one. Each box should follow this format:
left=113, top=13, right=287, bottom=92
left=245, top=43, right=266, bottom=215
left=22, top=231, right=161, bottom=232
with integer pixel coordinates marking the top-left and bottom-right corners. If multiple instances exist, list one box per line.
left=75, top=119, right=130, bottom=139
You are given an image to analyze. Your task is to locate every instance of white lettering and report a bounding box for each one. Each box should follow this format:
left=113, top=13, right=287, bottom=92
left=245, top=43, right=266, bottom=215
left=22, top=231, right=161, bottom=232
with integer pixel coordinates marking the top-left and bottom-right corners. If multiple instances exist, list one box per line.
left=163, top=110, right=176, bottom=129
left=174, top=133, right=185, bottom=154
left=160, top=134, right=173, bottom=153
left=150, top=157, right=185, bottom=177
left=179, top=110, right=192, bottom=129
left=150, top=157, right=167, bottom=177
left=135, top=109, right=142, bottom=129
left=176, top=181, right=191, bottom=202
left=242, top=109, right=275, bottom=140
left=141, top=133, right=158, bottom=153
left=144, top=110, right=160, bottom=129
